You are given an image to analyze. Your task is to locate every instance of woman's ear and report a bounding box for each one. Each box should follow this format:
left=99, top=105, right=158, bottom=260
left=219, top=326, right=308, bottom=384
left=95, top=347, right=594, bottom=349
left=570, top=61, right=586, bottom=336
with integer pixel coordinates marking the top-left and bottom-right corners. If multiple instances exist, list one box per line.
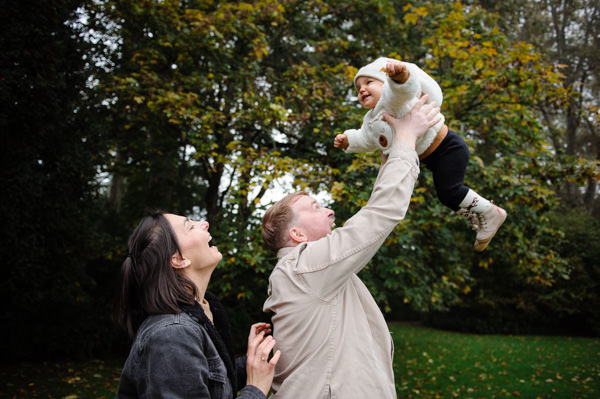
left=288, top=227, right=306, bottom=244
left=171, top=253, right=191, bottom=269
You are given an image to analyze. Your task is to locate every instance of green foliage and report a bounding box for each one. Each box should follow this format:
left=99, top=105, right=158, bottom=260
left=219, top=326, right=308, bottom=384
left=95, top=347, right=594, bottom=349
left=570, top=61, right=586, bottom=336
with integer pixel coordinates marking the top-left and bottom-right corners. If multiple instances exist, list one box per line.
left=329, top=1, right=599, bottom=334
left=3, top=0, right=600, bottom=362
left=334, top=2, right=597, bottom=318
left=544, top=207, right=600, bottom=334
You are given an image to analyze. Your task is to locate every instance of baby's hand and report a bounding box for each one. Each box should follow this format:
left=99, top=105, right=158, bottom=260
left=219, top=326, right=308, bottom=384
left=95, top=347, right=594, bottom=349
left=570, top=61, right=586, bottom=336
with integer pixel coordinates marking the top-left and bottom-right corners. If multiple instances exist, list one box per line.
left=384, top=61, right=409, bottom=84
left=334, top=134, right=349, bottom=150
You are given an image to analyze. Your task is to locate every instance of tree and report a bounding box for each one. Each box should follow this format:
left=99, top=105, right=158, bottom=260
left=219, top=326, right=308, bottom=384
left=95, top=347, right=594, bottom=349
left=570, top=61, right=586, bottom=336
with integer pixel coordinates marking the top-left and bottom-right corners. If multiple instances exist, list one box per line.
left=461, top=0, right=600, bottom=334
left=471, top=0, right=600, bottom=216
left=86, top=0, right=599, bottom=341
left=3, top=0, right=597, bottom=364
left=0, top=0, right=108, bottom=360
left=330, top=1, right=600, bottom=335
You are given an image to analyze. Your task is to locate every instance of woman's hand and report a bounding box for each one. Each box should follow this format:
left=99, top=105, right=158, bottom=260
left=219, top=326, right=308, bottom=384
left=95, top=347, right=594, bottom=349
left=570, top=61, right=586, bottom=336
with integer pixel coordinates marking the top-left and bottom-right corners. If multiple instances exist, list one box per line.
left=245, top=322, right=281, bottom=396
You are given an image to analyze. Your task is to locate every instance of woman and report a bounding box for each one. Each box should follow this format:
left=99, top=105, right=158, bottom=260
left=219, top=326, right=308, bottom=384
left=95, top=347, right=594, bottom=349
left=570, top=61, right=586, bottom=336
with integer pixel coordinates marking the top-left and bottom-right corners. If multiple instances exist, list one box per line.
left=113, top=211, right=280, bottom=398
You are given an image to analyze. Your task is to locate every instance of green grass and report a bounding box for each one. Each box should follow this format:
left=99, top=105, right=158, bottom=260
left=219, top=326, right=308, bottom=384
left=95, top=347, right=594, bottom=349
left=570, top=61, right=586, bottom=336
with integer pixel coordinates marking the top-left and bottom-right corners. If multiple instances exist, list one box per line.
left=1, top=324, right=598, bottom=398
left=391, top=323, right=600, bottom=398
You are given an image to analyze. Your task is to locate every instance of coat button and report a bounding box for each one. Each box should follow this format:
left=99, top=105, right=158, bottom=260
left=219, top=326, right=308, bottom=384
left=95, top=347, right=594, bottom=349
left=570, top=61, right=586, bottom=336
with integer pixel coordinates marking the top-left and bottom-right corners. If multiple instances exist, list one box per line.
left=378, top=135, right=388, bottom=147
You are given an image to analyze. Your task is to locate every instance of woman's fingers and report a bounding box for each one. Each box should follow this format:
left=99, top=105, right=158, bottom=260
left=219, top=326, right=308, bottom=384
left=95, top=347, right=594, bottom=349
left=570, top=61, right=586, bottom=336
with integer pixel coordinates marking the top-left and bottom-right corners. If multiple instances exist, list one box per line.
left=256, top=323, right=272, bottom=335
left=254, top=335, right=275, bottom=363
left=269, top=350, right=281, bottom=367
left=249, top=331, right=281, bottom=368
left=245, top=332, right=279, bottom=396
left=258, top=334, right=276, bottom=354
left=247, top=323, right=278, bottom=366
left=247, top=330, right=265, bottom=354
left=247, top=322, right=272, bottom=346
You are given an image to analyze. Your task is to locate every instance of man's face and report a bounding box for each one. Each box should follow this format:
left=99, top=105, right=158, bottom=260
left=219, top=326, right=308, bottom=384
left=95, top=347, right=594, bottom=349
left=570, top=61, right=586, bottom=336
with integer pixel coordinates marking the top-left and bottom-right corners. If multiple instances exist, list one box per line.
left=356, top=76, right=384, bottom=109
left=290, top=195, right=335, bottom=242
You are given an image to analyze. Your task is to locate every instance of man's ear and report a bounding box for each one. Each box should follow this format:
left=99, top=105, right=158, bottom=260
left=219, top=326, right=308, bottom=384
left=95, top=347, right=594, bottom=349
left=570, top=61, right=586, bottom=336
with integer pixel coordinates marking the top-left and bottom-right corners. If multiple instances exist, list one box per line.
left=171, top=253, right=191, bottom=269
left=288, top=227, right=306, bottom=244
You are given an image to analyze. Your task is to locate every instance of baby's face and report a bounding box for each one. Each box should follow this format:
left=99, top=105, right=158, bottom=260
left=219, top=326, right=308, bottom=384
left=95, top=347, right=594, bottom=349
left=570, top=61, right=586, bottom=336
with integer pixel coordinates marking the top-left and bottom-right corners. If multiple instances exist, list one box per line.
left=356, top=76, right=384, bottom=109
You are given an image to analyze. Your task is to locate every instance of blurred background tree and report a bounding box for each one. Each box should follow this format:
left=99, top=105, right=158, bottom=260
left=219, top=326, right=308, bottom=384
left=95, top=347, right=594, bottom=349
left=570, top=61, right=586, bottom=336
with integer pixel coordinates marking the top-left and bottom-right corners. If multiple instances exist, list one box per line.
left=472, top=0, right=599, bottom=212
left=1, top=0, right=598, bottom=362
left=0, top=0, right=111, bottom=361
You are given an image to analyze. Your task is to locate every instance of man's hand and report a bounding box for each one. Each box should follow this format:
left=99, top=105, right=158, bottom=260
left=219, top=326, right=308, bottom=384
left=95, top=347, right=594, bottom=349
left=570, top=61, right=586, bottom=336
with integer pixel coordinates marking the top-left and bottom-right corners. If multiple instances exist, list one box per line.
left=382, top=95, right=440, bottom=149
left=334, top=134, right=349, bottom=150
left=385, top=61, right=410, bottom=84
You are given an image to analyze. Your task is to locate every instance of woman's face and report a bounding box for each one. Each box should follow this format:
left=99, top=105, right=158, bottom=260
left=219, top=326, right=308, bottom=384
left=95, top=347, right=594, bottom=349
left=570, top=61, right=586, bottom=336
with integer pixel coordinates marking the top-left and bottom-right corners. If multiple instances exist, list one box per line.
left=164, top=213, right=223, bottom=271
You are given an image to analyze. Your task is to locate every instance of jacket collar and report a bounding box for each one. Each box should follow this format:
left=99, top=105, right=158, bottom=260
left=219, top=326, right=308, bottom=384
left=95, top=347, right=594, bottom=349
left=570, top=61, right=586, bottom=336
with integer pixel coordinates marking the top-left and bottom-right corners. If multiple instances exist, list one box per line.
left=276, top=246, right=295, bottom=258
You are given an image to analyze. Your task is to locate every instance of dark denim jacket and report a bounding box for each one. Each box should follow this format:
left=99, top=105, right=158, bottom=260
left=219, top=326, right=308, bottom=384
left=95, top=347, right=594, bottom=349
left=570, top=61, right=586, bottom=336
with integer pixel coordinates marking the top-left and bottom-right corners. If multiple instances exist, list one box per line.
left=116, top=311, right=265, bottom=399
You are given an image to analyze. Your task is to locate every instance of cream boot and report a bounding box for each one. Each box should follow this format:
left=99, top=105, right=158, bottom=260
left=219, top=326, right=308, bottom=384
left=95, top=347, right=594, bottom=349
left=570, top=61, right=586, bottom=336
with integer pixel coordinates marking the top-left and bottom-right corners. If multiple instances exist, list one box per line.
left=458, top=190, right=507, bottom=252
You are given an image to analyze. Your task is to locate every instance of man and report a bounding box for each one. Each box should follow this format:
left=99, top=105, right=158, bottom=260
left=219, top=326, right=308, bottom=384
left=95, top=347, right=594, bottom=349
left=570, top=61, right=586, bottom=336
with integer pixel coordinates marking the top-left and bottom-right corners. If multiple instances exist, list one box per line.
left=261, top=95, right=440, bottom=398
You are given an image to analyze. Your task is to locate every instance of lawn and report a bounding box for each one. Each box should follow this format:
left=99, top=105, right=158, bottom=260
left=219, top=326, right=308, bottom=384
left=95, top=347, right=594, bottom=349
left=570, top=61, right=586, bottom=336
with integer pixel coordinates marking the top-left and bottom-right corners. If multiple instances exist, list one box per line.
left=391, top=322, right=599, bottom=398
left=1, top=323, right=598, bottom=398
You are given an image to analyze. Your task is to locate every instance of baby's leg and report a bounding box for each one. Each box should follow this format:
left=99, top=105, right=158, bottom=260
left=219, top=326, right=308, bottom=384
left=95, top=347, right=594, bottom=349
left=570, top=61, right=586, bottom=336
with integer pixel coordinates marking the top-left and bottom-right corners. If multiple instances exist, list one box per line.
left=422, top=130, right=469, bottom=211
left=423, top=130, right=506, bottom=251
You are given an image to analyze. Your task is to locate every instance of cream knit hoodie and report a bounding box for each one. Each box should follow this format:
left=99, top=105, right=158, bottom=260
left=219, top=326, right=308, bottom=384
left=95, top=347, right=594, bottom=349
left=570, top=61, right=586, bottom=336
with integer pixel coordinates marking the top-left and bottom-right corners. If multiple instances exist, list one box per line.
left=344, top=59, right=445, bottom=156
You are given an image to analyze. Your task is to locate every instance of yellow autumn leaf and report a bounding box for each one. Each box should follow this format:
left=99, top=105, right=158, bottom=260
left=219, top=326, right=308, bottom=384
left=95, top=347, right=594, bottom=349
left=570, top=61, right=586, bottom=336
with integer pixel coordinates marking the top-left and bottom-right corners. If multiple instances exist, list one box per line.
left=414, top=7, right=429, bottom=16
left=404, top=13, right=418, bottom=25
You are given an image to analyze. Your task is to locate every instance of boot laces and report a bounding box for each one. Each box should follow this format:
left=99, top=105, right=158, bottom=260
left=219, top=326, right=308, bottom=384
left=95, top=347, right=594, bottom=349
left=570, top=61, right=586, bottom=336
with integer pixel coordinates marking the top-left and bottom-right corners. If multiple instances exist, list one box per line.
left=476, top=212, right=487, bottom=230
left=457, top=209, right=481, bottom=231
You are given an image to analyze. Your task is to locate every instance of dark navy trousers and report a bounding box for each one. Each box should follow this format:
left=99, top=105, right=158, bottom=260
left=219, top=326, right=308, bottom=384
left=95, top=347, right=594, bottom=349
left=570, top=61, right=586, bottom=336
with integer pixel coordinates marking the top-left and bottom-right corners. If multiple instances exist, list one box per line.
left=422, top=130, right=470, bottom=211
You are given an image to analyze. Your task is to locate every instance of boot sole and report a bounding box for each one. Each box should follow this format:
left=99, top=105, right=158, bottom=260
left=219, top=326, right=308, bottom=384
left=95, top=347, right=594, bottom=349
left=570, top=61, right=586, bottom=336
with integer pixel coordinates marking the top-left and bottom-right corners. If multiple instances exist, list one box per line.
left=474, top=209, right=507, bottom=252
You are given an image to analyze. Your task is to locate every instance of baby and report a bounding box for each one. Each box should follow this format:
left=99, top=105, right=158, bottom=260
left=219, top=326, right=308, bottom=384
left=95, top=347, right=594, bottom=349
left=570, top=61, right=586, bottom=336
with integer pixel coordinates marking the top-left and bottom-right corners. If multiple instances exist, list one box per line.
left=334, top=57, right=506, bottom=251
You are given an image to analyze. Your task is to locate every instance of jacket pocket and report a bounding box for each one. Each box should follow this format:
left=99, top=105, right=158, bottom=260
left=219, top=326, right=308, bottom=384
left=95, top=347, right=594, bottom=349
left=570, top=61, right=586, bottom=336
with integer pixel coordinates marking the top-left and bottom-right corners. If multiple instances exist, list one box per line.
left=207, top=355, right=230, bottom=398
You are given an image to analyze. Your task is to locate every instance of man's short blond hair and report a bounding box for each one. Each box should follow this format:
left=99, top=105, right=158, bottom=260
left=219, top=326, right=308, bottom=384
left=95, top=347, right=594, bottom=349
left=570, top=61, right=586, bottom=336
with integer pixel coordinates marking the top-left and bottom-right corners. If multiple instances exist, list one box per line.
left=261, top=191, right=308, bottom=252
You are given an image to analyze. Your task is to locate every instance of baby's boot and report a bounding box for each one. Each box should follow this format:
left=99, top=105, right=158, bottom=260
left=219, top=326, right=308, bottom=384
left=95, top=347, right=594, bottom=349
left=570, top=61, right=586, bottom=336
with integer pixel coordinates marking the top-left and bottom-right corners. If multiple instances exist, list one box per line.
left=458, top=190, right=507, bottom=252
left=472, top=203, right=507, bottom=251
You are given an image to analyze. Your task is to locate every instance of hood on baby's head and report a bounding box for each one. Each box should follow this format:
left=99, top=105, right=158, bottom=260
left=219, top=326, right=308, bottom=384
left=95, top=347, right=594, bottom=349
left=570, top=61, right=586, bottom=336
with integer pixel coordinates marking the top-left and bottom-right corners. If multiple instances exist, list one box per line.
left=353, top=57, right=398, bottom=89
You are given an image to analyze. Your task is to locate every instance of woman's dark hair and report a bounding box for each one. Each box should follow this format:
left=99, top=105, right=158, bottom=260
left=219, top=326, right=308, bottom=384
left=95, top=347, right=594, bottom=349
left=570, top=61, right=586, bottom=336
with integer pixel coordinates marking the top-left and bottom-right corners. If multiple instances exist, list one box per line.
left=113, top=211, right=196, bottom=338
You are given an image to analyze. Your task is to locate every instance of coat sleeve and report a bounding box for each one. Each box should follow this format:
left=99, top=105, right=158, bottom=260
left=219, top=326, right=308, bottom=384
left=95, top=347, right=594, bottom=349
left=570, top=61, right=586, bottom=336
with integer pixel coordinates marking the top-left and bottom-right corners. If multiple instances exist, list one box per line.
left=298, top=141, right=420, bottom=301
left=381, top=62, right=443, bottom=111
left=344, top=121, right=379, bottom=154
left=405, top=62, right=443, bottom=106
left=141, top=323, right=214, bottom=398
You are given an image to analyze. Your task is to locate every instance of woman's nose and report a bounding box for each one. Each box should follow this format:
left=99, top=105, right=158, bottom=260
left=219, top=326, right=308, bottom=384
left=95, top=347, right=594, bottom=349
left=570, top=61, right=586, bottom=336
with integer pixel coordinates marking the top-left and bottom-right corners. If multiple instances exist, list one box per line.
left=200, top=221, right=209, bottom=230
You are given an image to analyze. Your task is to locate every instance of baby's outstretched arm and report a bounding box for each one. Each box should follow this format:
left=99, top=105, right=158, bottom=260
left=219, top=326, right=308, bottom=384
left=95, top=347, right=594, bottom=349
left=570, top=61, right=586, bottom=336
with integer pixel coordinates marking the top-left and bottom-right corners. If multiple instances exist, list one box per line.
left=385, top=61, right=410, bottom=84
left=334, top=133, right=349, bottom=150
